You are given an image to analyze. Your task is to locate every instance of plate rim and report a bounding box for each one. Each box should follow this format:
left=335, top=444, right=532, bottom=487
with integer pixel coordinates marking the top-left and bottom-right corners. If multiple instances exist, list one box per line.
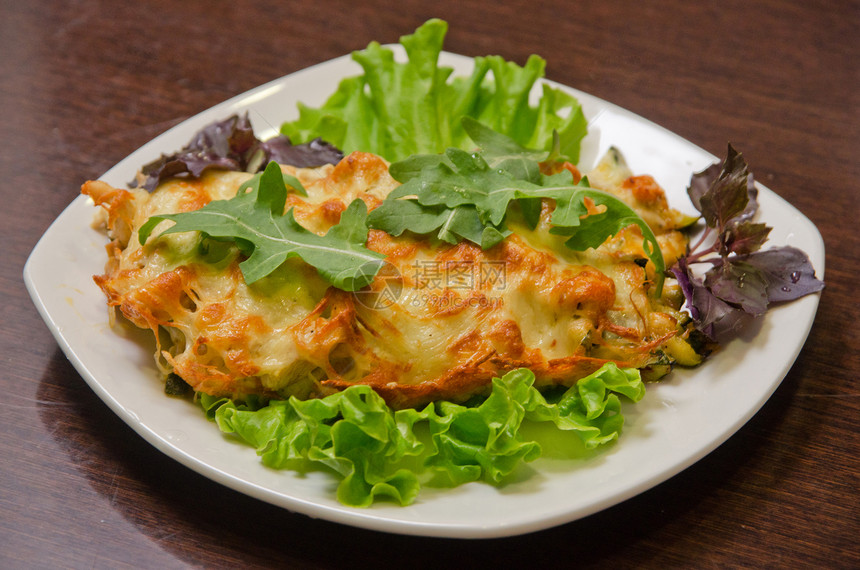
left=24, top=46, right=824, bottom=539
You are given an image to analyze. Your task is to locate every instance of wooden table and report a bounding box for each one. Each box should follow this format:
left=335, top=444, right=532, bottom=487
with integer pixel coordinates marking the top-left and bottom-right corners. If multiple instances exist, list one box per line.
left=3, top=1, right=857, bottom=566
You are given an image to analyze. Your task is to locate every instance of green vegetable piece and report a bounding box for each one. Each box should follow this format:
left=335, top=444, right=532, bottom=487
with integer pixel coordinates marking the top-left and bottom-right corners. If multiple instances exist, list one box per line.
left=523, top=363, right=645, bottom=447
left=163, top=373, right=192, bottom=397
left=280, top=19, right=587, bottom=163
left=215, top=386, right=428, bottom=507
left=369, top=120, right=666, bottom=294
left=207, top=363, right=646, bottom=507
left=138, top=162, right=384, bottom=290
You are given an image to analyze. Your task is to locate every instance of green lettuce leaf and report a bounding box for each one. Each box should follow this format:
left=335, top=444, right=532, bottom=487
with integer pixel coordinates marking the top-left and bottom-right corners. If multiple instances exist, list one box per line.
left=215, top=386, right=428, bottom=507
left=280, top=19, right=587, bottom=163
left=206, top=363, right=645, bottom=507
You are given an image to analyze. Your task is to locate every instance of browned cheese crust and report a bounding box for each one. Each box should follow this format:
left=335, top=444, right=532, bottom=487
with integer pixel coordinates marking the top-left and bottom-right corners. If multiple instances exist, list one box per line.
left=83, top=150, right=698, bottom=409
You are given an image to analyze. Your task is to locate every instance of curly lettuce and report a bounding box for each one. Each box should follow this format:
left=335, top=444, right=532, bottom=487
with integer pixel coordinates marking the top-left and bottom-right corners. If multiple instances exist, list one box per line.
left=280, top=19, right=587, bottom=163
left=204, top=364, right=645, bottom=507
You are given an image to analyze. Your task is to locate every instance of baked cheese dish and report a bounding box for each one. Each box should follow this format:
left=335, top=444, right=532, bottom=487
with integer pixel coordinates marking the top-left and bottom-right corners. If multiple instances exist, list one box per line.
left=83, top=149, right=702, bottom=409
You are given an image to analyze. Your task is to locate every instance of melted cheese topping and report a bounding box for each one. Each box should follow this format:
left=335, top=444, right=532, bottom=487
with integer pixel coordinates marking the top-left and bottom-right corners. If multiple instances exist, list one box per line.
left=83, top=150, right=696, bottom=408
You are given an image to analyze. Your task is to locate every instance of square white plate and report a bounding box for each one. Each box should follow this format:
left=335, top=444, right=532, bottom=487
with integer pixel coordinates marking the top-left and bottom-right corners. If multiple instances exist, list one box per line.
left=24, top=47, right=824, bottom=538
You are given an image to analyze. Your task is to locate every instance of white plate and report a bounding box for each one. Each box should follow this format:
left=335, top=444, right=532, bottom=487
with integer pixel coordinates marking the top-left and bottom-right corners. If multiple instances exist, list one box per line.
left=24, top=47, right=824, bottom=538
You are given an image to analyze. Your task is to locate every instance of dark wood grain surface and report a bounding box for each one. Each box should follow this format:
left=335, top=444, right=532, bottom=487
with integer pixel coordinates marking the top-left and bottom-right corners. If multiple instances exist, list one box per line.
left=3, top=1, right=858, bottom=567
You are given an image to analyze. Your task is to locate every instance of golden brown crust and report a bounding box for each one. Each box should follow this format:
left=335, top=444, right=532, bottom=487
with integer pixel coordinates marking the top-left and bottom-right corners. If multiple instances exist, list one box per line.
left=84, top=150, right=690, bottom=408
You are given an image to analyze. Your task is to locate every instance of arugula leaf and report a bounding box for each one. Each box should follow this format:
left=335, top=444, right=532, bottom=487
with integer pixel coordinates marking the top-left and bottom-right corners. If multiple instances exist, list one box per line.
left=138, top=162, right=384, bottom=290
left=387, top=145, right=541, bottom=228
left=236, top=166, right=308, bottom=197
left=674, top=145, right=823, bottom=339
left=366, top=198, right=510, bottom=249
left=369, top=120, right=666, bottom=293
left=280, top=19, right=587, bottom=163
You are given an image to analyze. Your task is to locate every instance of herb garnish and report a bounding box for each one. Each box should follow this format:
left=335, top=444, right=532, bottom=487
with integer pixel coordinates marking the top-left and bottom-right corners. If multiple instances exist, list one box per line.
left=671, top=145, right=824, bottom=339
left=368, top=118, right=667, bottom=293
left=138, top=161, right=384, bottom=290
left=135, top=113, right=343, bottom=191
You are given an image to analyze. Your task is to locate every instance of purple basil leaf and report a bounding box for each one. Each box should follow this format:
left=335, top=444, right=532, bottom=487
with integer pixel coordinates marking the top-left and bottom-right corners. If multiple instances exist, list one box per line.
left=134, top=113, right=343, bottom=191
left=138, top=114, right=252, bottom=190
left=262, top=136, right=344, bottom=168
left=704, top=259, right=769, bottom=316
left=693, top=285, right=751, bottom=340
left=733, top=172, right=758, bottom=224
left=672, top=257, right=751, bottom=340
left=671, top=257, right=699, bottom=321
left=722, top=221, right=771, bottom=256
left=687, top=162, right=720, bottom=214
left=677, top=145, right=822, bottom=342
left=177, top=154, right=241, bottom=179
left=688, top=146, right=758, bottom=226
left=698, top=144, right=752, bottom=230
left=741, top=246, right=825, bottom=303
left=188, top=114, right=255, bottom=158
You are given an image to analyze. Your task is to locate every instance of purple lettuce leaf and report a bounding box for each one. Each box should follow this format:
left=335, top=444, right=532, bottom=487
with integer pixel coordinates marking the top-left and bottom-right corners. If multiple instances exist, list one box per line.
left=135, top=113, right=343, bottom=191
